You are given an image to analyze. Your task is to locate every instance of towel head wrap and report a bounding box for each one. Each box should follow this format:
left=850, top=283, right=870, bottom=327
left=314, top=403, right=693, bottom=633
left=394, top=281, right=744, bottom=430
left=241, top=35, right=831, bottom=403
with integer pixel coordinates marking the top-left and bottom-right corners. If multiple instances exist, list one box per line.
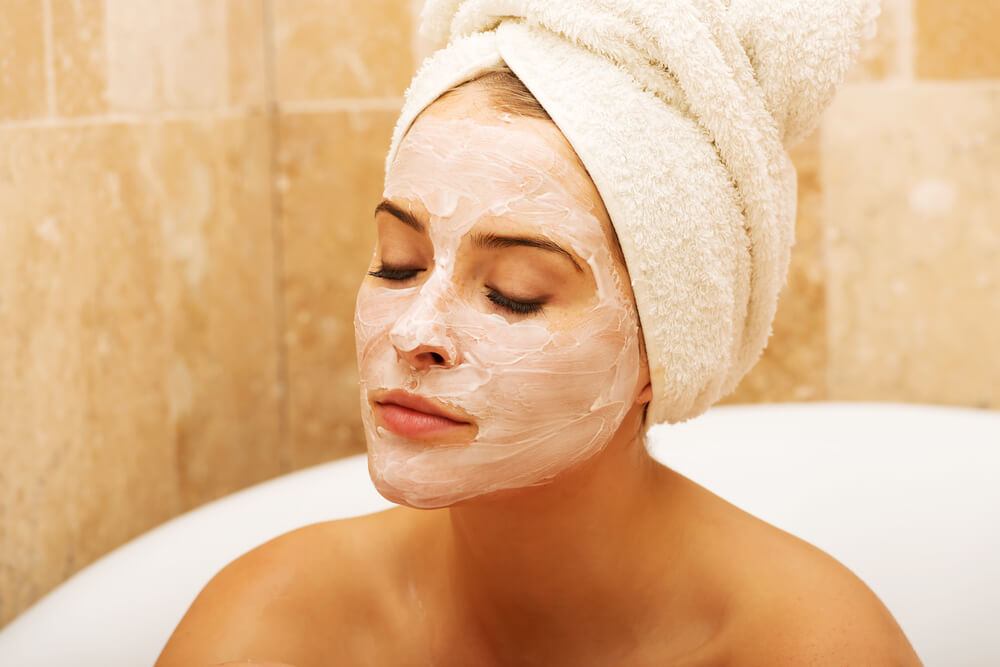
left=384, top=0, right=880, bottom=426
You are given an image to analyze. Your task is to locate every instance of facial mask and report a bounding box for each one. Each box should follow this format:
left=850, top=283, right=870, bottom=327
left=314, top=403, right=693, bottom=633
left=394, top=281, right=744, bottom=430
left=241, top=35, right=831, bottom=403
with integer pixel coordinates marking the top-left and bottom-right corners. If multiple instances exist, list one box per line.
left=354, top=114, right=642, bottom=508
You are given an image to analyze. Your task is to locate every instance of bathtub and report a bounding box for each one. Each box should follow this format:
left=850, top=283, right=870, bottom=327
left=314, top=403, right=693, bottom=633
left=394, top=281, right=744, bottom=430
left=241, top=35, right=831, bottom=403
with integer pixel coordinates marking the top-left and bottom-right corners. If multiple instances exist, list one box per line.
left=1, top=402, right=997, bottom=666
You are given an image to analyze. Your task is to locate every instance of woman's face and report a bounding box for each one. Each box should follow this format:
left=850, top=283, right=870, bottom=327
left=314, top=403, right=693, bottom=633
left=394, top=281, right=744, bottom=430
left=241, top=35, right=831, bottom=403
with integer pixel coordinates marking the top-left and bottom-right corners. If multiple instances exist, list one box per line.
left=354, top=94, right=645, bottom=509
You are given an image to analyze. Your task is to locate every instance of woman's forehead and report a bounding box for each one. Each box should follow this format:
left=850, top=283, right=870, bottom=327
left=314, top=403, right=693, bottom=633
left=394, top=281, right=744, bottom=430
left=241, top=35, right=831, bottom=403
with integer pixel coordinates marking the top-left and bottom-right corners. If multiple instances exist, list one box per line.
left=393, top=115, right=570, bottom=186
left=387, top=116, right=610, bottom=237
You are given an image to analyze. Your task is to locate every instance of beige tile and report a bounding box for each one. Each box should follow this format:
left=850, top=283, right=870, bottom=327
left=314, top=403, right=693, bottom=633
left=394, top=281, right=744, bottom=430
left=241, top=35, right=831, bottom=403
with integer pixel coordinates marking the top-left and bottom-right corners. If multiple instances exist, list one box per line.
left=411, top=0, right=438, bottom=64
left=916, top=0, right=1000, bottom=78
left=0, top=116, right=283, bottom=626
left=0, top=0, right=47, bottom=120
left=52, top=0, right=108, bottom=116
left=0, top=124, right=178, bottom=627
left=847, top=0, right=912, bottom=82
left=227, top=0, right=268, bottom=107
left=278, top=110, right=399, bottom=469
left=96, top=0, right=266, bottom=112
left=152, top=117, right=284, bottom=509
left=822, top=82, right=1000, bottom=408
left=105, top=0, right=228, bottom=111
left=273, top=0, right=414, bottom=102
left=722, top=129, right=828, bottom=404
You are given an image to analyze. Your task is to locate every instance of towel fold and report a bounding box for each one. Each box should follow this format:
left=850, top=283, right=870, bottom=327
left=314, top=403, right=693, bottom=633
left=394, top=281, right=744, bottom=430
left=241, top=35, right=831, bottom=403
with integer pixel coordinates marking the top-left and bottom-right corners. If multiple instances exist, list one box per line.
left=385, top=0, right=880, bottom=425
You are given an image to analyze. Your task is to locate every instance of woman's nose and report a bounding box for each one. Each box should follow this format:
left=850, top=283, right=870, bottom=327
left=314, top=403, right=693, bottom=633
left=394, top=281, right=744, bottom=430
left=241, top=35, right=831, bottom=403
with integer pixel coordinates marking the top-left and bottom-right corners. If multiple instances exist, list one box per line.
left=388, top=291, right=459, bottom=370
left=394, top=342, right=455, bottom=370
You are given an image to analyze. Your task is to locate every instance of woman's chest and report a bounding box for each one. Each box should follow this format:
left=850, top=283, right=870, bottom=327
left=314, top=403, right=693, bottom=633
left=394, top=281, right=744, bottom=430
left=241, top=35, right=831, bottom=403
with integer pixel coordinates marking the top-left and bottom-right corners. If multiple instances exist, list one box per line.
left=283, top=596, right=738, bottom=667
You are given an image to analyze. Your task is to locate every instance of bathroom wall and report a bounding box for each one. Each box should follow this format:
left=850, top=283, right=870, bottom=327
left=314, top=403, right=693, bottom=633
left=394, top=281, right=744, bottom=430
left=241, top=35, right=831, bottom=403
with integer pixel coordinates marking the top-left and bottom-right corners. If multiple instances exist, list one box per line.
left=724, top=0, right=1000, bottom=407
left=0, top=0, right=415, bottom=629
left=0, top=0, right=997, bottom=628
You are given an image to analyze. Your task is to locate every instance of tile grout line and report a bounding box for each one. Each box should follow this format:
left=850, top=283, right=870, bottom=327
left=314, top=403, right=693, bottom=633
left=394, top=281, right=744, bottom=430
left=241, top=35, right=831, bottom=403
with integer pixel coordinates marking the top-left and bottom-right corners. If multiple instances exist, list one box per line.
left=221, top=0, right=232, bottom=110
left=818, top=120, right=833, bottom=401
left=262, top=0, right=292, bottom=475
left=901, top=0, right=915, bottom=80
left=42, top=0, right=57, bottom=116
left=277, top=98, right=405, bottom=113
left=0, top=107, right=272, bottom=130
left=410, top=0, right=428, bottom=67
left=102, top=0, right=112, bottom=114
left=0, top=99, right=410, bottom=131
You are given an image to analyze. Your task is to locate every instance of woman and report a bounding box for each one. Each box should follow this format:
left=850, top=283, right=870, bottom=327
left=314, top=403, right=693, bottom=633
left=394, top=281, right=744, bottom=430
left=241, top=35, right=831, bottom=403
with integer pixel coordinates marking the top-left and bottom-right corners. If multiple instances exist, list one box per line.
left=158, top=1, right=922, bottom=665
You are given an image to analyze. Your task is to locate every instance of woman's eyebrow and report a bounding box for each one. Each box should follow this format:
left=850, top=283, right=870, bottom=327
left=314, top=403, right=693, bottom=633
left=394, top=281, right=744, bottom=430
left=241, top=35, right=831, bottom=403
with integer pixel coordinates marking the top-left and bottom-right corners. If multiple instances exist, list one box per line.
left=374, top=199, right=425, bottom=232
left=374, top=199, right=583, bottom=273
left=471, top=231, right=583, bottom=273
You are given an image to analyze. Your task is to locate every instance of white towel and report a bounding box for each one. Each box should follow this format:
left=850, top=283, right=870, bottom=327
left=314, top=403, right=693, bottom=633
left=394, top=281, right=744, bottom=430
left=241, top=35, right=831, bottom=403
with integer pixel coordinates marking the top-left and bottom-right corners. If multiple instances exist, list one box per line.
left=384, top=0, right=880, bottom=426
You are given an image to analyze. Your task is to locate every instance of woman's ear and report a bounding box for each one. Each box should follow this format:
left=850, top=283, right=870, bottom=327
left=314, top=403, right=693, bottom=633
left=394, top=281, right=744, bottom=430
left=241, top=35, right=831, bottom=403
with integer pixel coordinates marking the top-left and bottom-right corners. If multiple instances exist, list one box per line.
left=637, top=382, right=652, bottom=405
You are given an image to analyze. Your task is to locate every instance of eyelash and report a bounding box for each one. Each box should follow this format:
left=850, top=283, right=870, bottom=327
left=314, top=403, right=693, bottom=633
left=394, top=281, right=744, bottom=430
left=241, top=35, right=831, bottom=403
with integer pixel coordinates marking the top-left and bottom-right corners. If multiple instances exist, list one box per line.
left=367, top=265, right=422, bottom=281
left=485, top=289, right=544, bottom=315
left=367, top=264, right=545, bottom=315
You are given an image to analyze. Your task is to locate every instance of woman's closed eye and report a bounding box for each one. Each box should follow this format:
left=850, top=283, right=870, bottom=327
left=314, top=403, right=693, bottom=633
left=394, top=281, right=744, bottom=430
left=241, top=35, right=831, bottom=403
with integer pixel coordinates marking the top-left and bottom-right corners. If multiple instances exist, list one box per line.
left=367, top=263, right=545, bottom=315
left=368, top=264, right=424, bottom=281
left=485, top=288, right=545, bottom=315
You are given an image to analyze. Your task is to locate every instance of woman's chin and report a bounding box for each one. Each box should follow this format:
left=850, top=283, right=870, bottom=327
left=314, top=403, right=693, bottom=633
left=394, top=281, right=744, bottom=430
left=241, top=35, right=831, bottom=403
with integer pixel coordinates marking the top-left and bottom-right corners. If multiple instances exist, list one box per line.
left=368, top=470, right=557, bottom=510
left=362, top=435, right=614, bottom=509
left=372, top=482, right=460, bottom=509
left=368, top=468, right=462, bottom=509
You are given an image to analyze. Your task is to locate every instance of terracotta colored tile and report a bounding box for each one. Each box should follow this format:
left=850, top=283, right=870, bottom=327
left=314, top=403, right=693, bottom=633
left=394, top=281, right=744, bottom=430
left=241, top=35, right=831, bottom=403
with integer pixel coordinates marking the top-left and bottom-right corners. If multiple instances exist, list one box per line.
left=227, top=0, right=268, bottom=107
left=822, top=83, right=1000, bottom=408
left=916, top=0, right=1000, bottom=78
left=0, top=117, right=283, bottom=626
left=105, top=0, right=228, bottom=111
left=278, top=110, right=399, bottom=469
left=273, top=0, right=414, bottom=102
left=721, top=129, right=828, bottom=405
left=847, top=0, right=912, bottom=82
left=52, top=0, right=108, bottom=116
left=0, top=0, right=47, bottom=120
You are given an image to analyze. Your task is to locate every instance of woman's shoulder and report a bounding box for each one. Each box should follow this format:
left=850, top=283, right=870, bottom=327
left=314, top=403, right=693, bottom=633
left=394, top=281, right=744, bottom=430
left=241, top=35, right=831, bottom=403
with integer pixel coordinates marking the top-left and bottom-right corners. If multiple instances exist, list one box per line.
left=705, top=504, right=923, bottom=665
left=154, top=508, right=411, bottom=666
left=655, top=469, right=918, bottom=663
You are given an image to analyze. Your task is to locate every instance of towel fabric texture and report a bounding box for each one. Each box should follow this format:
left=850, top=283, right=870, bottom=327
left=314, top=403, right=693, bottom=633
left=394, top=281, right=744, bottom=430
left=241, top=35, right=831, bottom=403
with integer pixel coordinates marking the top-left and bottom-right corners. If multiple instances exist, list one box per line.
left=384, top=0, right=880, bottom=426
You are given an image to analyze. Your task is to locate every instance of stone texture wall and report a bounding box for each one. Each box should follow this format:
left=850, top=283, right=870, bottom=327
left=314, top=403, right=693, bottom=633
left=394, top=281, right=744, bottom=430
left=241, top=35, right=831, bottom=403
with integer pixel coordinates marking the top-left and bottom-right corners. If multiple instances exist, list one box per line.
left=0, top=0, right=414, bottom=629
left=1, top=0, right=997, bottom=628
left=722, top=0, right=1000, bottom=408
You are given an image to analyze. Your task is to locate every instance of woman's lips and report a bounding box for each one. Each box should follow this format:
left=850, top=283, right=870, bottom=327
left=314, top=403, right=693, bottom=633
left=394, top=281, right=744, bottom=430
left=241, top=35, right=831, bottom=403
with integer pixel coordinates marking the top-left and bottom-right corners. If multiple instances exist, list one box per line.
left=373, top=390, right=473, bottom=440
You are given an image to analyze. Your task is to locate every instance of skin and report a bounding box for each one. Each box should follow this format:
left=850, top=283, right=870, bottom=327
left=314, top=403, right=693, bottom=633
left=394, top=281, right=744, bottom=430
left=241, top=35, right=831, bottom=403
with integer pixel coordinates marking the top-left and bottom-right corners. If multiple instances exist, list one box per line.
left=356, top=96, right=647, bottom=508
left=155, top=81, right=923, bottom=666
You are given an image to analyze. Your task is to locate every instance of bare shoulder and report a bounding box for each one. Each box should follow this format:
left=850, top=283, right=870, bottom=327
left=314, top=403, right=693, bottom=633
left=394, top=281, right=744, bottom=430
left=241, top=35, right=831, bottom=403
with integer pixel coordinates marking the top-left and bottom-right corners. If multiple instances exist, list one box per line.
left=154, top=509, right=405, bottom=667
left=722, top=519, right=924, bottom=666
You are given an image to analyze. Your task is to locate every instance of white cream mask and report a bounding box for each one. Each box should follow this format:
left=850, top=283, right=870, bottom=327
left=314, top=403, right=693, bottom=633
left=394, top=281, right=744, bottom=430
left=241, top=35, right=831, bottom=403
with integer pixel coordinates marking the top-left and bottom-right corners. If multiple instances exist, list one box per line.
left=354, top=114, right=643, bottom=508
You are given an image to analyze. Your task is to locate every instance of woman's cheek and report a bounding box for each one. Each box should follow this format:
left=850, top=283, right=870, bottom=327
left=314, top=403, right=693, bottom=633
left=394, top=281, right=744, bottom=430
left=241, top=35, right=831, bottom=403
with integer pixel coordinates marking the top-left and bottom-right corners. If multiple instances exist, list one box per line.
left=354, top=284, right=413, bottom=373
left=480, top=303, right=638, bottom=410
left=355, top=278, right=639, bottom=422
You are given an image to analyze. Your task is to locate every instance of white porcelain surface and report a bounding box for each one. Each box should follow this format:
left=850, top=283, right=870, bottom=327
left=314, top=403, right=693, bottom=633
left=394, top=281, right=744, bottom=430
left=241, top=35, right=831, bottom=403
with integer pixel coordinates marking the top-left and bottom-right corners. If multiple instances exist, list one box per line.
left=1, top=402, right=997, bottom=666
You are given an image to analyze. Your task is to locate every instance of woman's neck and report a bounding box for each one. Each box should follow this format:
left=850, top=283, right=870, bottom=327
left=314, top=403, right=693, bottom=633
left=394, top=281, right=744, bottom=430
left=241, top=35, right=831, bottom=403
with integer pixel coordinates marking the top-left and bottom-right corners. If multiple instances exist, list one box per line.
left=432, top=413, right=694, bottom=662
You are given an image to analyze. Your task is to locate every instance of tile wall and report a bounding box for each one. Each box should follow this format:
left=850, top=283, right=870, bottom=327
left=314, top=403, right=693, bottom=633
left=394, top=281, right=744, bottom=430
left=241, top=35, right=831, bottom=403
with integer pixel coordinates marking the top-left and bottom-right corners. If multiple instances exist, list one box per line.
left=0, top=0, right=413, bottom=628
left=723, top=0, right=1000, bottom=406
